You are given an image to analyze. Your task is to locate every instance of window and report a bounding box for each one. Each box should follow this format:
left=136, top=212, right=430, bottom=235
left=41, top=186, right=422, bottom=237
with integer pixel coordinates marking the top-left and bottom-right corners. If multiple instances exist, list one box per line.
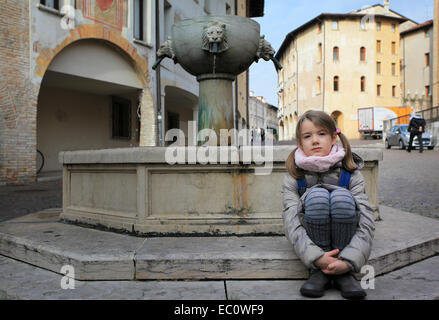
left=391, top=42, right=396, bottom=54
left=333, top=47, right=339, bottom=61
left=392, top=63, right=396, bottom=76
left=425, top=53, right=430, bottom=67
left=112, top=97, right=131, bottom=139
left=377, top=85, right=381, bottom=96
left=392, top=86, right=396, bottom=97
left=332, top=20, right=339, bottom=30
left=317, top=77, right=321, bottom=94
left=40, top=0, right=59, bottom=9
left=376, top=61, right=381, bottom=74
left=334, top=76, right=339, bottom=92
left=426, top=86, right=431, bottom=96
left=425, top=29, right=431, bottom=38
left=361, top=76, right=366, bottom=92
left=376, top=21, right=381, bottom=31
left=392, top=24, right=396, bottom=32
left=167, top=111, right=180, bottom=143
left=360, top=47, right=366, bottom=61
left=134, top=0, right=145, bottom=41
left=226, top=3, right=231, bottom=15
left=318, top=22, right=322, bottom=33
left=318, top=43, right=322, bottom=62
left=376, top=40, right=381, bottom=53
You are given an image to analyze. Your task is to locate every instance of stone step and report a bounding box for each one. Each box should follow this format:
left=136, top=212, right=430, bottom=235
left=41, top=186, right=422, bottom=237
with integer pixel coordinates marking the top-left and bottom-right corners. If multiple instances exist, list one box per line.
left=0, top=206, right=438, bottom=281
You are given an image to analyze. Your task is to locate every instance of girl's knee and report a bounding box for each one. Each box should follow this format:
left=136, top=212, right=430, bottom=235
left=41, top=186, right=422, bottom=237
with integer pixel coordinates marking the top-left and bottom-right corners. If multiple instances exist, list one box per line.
left=306, top=188, right=330, bottom=200
left=330, top=189, right=356, bottom=218
left=304, top=188, right=330, bottom=219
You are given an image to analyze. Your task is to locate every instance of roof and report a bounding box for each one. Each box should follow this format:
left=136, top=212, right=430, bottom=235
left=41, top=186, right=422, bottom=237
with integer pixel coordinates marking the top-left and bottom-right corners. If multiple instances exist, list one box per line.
left=400, top=20, right=433, bottom=36
left=248, top=0, right=264, bottom=18
left=275, top=12, right=407, bottom=59
left=350, top=3, right=419, bottom=25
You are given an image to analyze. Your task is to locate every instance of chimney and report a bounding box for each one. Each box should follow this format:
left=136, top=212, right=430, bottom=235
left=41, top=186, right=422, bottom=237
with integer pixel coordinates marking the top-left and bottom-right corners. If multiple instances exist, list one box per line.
left=384, top=0, right=390, bottom=13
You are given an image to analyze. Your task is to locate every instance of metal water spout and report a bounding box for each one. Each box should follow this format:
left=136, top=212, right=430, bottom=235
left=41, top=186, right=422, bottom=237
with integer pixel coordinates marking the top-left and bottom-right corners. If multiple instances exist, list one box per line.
left=152, top=16, right=282, bottom=145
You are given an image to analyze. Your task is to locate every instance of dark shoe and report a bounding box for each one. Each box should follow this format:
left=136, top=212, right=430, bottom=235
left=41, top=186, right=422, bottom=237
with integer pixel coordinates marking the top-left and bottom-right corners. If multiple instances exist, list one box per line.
left=333, top=273, right=366, bottom=300
left=406, top=149, right=411, bottom=153
left=300, top=270, right=332, bottom=298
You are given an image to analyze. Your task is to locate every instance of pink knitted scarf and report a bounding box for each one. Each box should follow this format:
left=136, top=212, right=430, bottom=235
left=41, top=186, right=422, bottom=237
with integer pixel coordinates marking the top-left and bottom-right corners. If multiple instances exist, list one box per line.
left=295, top=144, right=346, bottom=173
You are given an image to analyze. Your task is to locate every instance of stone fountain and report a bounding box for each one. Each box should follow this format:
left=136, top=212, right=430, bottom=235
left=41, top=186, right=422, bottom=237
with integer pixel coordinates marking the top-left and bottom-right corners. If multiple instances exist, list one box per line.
left=152, top=15, right=282, bottom=144
left=59, top=16, right=381, bottom=237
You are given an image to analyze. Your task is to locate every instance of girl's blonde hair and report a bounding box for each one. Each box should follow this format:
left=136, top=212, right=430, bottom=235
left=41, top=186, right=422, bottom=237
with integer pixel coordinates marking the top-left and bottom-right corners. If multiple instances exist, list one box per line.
left=286, top=110, right=358, bottom=179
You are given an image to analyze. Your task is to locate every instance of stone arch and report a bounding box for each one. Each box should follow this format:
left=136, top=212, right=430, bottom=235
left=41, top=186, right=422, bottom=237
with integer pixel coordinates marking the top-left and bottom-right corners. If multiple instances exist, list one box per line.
left=288, top=114, right=294, bottom=140
left=292, top=112, right=299, bottom=138
left=34, top=24, right=149, bottom=85
left=279, top=120, right=284, bottom=141
left=331, top=110, right=344, bottom=132
left=33, top=24, right=154, bottom=147
left=284, top=116, right=289, bottom=140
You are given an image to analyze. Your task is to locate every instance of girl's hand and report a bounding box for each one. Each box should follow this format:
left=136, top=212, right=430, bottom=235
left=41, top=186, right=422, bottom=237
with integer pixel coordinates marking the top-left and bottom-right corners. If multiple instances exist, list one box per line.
left=321, top=259, right=350, bottom=275
left=314, top=249, right=340, bottom=270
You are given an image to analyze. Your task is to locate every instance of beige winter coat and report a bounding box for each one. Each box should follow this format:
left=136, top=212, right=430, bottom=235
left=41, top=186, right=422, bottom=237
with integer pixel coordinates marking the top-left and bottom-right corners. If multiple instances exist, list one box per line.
left=281, top=155, right=375, bottom=273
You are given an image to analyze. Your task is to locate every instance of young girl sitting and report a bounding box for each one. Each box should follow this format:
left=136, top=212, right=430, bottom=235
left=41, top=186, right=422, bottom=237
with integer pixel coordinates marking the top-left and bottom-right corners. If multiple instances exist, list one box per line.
left=282, top=110, right=375, bottom=300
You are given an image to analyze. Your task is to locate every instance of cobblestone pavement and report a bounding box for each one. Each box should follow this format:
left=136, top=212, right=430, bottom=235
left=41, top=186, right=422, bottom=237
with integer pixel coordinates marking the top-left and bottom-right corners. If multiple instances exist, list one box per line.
left=378, top=147, right=439, bottom=220
left=0, top=180, right=62, bottom=223
left=0, top=142, right=437, bottom=222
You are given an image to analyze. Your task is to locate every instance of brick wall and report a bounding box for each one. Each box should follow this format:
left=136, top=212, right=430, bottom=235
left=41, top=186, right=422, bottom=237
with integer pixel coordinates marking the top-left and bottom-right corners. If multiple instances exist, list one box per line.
left=0, top=0, right=36, bottom=185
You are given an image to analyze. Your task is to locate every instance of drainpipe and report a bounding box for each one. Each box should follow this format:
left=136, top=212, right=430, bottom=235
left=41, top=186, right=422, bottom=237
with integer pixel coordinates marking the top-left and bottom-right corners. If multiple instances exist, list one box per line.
left=246, top=71, right=250, bottom=130
left=317, top=17, right=326, bottom=112
left=403, top=35, right=406, bottom=104
left=234, top=0, right=239, bottom=136
left=155, top=0, right=163, bottom=146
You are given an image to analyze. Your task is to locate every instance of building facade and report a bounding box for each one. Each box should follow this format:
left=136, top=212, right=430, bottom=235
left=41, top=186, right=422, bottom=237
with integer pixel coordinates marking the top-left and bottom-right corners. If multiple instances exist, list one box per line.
left=275, top=1, right=412, bottom=140
left=400, top=20, right=434, bottom=111
left=248, top=91, right=279, bottom=142
left=0, top=0, right=263, bottom=184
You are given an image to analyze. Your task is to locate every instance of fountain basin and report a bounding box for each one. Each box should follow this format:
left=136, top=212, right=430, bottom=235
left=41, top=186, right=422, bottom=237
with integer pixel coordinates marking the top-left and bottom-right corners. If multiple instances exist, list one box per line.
left=171, top=15, right=260, bottom=77
left=59, top=147, right=382, bottom=236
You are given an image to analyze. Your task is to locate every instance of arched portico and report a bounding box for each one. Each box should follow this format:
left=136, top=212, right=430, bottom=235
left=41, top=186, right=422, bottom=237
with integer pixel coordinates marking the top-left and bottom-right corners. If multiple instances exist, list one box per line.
left=33, top=24, right=154, bottom=174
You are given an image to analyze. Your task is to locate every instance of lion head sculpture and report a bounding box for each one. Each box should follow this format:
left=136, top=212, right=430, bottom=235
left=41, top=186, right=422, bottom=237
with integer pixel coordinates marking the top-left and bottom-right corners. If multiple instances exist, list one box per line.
left=157, top=37, right=176, bottom=60
left=202, top=21, right=230, bottom=54
left=152, top=37, right=177, bottom=70
left=256, top=35, right=275, bottom=61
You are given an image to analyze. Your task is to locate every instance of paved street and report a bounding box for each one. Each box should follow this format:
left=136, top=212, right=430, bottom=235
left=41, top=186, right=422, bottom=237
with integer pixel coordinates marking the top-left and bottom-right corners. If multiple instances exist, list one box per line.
left=378, top=146, right=439, bottom=220
left=0, top=143, right=438, bottom=301
left=0, top=180, right=62, bottom=223
left=1, top=142, right=438, bottom=223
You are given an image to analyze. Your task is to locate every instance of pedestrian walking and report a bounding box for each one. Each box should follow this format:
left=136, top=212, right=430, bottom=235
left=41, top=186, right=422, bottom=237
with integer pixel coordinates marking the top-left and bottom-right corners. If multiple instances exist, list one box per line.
left=282, top=110, right=375, bottom=300
left=407, top=112, right=426, bottom=153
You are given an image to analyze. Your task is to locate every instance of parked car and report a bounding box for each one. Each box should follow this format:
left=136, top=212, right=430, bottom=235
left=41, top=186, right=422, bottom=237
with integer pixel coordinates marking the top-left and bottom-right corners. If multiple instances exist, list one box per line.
left=385, top=124, right=435, bottom=150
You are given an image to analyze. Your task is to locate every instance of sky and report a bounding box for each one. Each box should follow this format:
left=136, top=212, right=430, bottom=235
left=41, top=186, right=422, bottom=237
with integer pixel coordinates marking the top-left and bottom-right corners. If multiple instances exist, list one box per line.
left=249, top=0, right=435, bottom=107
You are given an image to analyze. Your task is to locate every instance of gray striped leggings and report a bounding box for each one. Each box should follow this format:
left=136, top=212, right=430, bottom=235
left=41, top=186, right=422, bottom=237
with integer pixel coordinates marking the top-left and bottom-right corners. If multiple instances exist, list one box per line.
left=303, top=187, right=358, bottom=251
